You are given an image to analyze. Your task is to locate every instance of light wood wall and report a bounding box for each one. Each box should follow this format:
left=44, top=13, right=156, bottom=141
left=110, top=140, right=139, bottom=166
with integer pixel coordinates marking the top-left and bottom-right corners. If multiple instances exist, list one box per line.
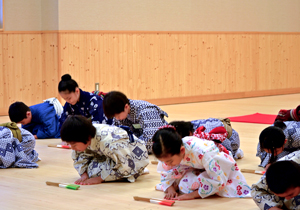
left=0, top=31, right=300, bottom=115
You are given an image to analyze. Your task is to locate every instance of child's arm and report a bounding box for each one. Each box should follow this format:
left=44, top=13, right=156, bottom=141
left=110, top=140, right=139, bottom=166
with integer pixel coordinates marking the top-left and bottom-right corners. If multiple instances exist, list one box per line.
left=164, top=185, right=178, bottom=200
left=251, top=175, right=284, bottom=210
left=72, top=150, right=94, bottom=176
left=172, top=191, right=200, bottom=200
left=36, top=107, right=60, bottom=139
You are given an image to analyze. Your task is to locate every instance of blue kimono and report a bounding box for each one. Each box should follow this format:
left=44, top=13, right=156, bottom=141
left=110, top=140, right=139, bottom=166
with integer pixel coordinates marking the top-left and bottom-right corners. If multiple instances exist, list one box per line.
left=22, top=102, right=60, bottom=139
left=59, top=89, right=112, bottom=129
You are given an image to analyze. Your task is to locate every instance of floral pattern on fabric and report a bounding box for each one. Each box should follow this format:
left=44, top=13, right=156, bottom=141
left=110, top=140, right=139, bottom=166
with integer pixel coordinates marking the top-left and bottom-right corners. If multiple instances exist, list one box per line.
left=156, top=136, right=251, bottom=198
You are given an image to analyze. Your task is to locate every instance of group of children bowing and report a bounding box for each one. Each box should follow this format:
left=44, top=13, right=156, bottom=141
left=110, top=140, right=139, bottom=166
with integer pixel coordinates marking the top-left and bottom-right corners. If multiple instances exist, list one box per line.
left=1, top=73, right=300, bottom=209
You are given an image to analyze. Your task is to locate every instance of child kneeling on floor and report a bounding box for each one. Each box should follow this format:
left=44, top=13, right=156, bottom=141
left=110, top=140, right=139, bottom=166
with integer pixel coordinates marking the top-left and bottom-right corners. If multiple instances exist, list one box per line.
left=153, top=125, right=251, bottom=200
left=60, top=115, right=149, bottom=185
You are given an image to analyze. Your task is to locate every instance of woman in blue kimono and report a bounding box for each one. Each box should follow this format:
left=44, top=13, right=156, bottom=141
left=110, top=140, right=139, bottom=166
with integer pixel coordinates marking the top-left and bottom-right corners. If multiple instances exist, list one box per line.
left=58, top=74, right=112, bottom=129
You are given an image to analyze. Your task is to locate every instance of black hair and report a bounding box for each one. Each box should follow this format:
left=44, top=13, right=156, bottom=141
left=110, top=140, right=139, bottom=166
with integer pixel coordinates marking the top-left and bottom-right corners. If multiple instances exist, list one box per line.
left=273, top=120, right=287, bottom=130
left=259, top=126, right=286, bottom=164
left=8, top=102, right=31, bottom=123
left=169, top=121, right=194, bottom=138
left=266, top=160, right=300, bottom=194
left=58, top=74, right=79, bottom=93
left=103, top=91, right=129, bottom=119
left=60, top=115, right=96, bottom=144
left=152, top=128, right=183, bottom=158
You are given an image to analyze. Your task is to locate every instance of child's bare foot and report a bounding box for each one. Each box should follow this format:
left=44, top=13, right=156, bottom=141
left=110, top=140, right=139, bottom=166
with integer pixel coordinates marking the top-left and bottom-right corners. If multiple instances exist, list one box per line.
left=80, top=177, right=104, bottom=185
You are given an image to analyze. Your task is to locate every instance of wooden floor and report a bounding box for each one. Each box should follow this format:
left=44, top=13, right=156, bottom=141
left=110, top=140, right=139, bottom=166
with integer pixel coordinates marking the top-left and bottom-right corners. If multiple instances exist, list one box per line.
left=1, top=93, right=300, bottom=210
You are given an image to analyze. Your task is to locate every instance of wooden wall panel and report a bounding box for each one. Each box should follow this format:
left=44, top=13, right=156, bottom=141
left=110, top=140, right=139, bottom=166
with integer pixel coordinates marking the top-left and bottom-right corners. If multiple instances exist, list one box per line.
left=0, top=32, right=59, bottom=115
left=0, top=31, right=300, bottom=115
left=59, top=32, right=300, bottom=102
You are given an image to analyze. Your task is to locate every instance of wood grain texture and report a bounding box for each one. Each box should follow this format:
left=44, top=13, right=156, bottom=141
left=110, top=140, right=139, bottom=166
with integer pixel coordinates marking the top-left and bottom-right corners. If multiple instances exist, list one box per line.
left=0, top=32, right=300, bottom=115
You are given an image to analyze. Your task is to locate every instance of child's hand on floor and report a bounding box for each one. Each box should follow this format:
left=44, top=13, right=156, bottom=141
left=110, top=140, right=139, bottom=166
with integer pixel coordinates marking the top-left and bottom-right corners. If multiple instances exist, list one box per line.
left=164, top=186, right=178, bottom=200
left=75, top=172, right=89, bottom=184
left=172, top=191, right=200, bottom=201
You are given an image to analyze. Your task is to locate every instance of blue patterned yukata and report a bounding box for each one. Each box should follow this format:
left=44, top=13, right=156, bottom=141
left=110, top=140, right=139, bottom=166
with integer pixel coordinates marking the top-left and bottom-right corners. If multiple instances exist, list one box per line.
left=251, top=151, right=300, bottom=210
left=155, top=136, right=251, bottom=198
left=113, top=99, right=168, bottom=153
left=256, top=121, right=300, bottom=167
left=0, top=126, right=39, bottom=168
left=191, top=118, right=242, bottom=159
left=72, top=124, right=149, bottom=182
left=59, top=89, right=112, bottom=129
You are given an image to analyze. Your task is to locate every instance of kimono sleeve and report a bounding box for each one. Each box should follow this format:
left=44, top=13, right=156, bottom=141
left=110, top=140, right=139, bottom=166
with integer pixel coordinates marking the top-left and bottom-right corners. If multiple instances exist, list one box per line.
left=72, top=150, right=94, bottom=176
left=195, top=151, right=233, bottom=198
left=251, top=175, right=284, bottom=210
left=59, top=103, right=71, bottom=130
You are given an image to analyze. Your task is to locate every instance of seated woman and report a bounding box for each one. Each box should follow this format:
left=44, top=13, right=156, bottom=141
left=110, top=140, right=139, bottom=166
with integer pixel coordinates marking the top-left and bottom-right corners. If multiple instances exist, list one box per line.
left=256, top=121, right=300, bottom=168
left=153, top=125, right=251, bottom=200
left=0, top=122, right=39, bottom=168
left=169, top=118, right=243, bottom=159
left=60, top=115, right=149, bottom=185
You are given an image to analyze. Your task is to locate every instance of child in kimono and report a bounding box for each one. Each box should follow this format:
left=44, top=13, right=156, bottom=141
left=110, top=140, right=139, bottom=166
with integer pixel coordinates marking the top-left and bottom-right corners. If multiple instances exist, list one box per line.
left=9, top=98, right=62, bottom=139
left=58, top=74, right=112, bottom=130
left=169, top=118, right=243, bottom=159
left=256, top=121, right=300, bottom=168
left=60, top=115, right=149, bottom=185
left=152, top=125, right=251, bottom=200
left=103, top=91, right=168, bottom=153
left=0, top=122, right=39, bottom=168
left=251, top=151, right=300, bottom=210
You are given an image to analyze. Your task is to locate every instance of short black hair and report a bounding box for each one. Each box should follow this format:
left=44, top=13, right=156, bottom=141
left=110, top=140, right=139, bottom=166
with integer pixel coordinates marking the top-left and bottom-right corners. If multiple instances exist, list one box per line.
left=8, top=102, right=30, bottom=123
left=259, top=126, right=286, bottom=164
left=152, top=128, right=183, bottom=158
left=60, top=115, right=96, bottom=144
left=103, top=91, right=129, bottom=119
left=169, top=121, right=194, bottom=138
left=266, top=160, right=300, bottom=194
left=58, top=74, right=79, bottom=93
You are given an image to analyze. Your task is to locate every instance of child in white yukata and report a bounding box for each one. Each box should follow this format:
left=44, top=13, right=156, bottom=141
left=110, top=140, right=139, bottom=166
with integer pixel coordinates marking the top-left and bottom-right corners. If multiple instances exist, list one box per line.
left=103, top=91, right=168, bottom=153
left=152, top=125, right=251, bottom=200
left=60, top=115, right=149, bottom=185
left=251, top=151, right=300, bottom=210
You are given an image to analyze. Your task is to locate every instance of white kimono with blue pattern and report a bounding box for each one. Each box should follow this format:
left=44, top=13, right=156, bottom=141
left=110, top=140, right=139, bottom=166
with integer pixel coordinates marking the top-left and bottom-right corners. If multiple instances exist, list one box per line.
left=257, top=121, right=300, bottom=167
left=251, top=151, right=300, bottom=210
left=0, top=126, right=39, bottom=168
left=72, top=124, right=149, bottom=182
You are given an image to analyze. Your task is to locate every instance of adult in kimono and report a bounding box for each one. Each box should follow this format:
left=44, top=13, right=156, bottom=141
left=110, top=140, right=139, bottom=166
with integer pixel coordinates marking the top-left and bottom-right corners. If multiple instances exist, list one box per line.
left=251, top=150, right=300, bottom=210
left=58, top=74, right=112, bottom=130
left=152, top=125, right=251, bottom=200
left=0, top=122, right=39, bottom=168
left=60, top=115, right=149, bottom=185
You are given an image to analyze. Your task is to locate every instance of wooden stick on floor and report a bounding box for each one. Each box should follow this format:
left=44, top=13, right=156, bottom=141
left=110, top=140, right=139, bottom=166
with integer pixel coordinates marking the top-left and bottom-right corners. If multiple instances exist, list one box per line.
left=241, top=169, right=265, bottom=175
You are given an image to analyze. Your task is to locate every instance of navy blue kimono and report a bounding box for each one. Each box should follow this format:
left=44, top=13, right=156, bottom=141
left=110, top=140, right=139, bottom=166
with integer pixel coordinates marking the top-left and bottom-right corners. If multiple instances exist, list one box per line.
left=59, top=89, right=112, bottom=129
left=22, top=102, right=60, bottom=139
